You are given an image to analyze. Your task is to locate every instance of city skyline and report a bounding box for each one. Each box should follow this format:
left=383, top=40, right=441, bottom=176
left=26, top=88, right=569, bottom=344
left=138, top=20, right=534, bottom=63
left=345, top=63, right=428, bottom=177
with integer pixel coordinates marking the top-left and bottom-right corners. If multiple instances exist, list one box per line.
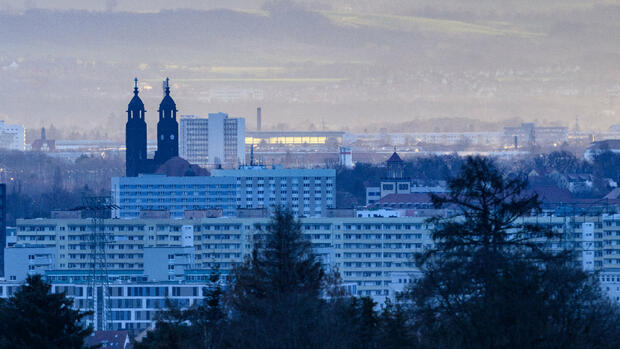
left=1, top=1, right=620, bottom=346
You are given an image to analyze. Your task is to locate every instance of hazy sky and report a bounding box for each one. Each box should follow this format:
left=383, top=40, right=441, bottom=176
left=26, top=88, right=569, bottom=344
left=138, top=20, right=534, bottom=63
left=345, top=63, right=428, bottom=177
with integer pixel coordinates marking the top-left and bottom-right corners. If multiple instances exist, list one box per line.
left=1, top=0, right=619, bottom=139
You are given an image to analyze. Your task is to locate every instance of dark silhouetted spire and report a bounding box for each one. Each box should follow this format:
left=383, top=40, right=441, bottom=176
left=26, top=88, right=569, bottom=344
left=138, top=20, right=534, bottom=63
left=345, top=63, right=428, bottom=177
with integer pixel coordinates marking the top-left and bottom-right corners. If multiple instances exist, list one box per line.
left=126, top=77, right=147, bottom=176
left=154, top=77, right=179, bottom=164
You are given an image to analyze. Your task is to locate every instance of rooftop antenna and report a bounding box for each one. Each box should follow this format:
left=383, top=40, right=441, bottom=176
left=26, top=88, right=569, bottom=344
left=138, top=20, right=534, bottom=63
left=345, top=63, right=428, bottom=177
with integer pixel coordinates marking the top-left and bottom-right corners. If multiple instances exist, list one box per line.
left=575, top=116, right=581, bottom=132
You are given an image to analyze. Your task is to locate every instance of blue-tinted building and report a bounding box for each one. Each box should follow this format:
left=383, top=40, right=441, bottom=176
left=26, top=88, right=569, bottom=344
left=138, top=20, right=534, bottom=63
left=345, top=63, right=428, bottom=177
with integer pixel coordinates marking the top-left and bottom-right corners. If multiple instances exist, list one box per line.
left=111, top=174, right=237, bottom=218
left=0, top=183, right=5, bottom=276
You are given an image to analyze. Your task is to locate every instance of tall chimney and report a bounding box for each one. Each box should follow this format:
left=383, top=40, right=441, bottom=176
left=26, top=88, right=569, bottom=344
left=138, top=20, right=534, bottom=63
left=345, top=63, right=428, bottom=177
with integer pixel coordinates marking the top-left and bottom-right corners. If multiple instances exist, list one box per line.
left=257, top=107, right=262, bottom=131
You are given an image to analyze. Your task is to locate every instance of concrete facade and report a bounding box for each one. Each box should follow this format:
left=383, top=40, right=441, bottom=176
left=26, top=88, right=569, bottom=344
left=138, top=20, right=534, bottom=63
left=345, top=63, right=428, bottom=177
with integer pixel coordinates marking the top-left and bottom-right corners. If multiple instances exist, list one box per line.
left=211, top=167, right=336, bottom=217
left=179, top=113, right=246, bottom=169
left=0, top=120, right=25, bottom=151
left=111, top=174, right=237, bottom=218
left=8, top=213, right=620, bottom=301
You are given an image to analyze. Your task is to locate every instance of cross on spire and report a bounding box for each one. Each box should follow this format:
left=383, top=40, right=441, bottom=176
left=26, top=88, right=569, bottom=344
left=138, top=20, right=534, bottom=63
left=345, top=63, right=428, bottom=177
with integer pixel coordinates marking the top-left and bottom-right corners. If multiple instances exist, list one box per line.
left=164, top=77, right=170, bottom=95
left=133, top=77, right=139, bottom=95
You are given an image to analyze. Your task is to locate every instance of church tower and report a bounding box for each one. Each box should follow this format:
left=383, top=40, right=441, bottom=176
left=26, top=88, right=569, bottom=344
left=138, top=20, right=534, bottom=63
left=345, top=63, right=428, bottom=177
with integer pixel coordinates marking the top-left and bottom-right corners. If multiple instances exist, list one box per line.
left=126, top=78, right=147, bottom=177
left=154, top=78, right=179, bottom=165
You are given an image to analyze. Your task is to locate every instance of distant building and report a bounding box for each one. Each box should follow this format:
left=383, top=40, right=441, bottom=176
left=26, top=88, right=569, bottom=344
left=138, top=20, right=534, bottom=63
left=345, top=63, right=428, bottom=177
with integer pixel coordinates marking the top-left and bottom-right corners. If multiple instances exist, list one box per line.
left=5, top=227, right=16, bottom=248
left=339, top=146, right=354, bottom=169
left=355, top=208, right=400, bottom=218
left=585, top=139, right=620, bottom=162
left=211, top=166, right=336, bottom=217
left=126, top=78, right=180, bottom=177
left=380, top=152, right=410, bottom=196
left=365, top=152, right=447, bottom=205
left=111, top=174, right=237, bottom=218
left=0, top=120, right=25, bottom=151
left=144, top=245, right=195, bottom=282
left=7, top=213, right=620, bottom=305
left=179, top=113, right=246, bottom=169
left=0, top=279, right=209, bottom=333
left=246, top=131, right=344, bottom=148
left=84, top=331, right=132, bottom=349
left=4, top=246, right=56, bottom=282
left=31, top=127, right=56, bottom=152
left=343, top=131, right=503, bottom=148
left=503, top=123, right=568, bottom=149
left=0, top=184, right=5, bottom=276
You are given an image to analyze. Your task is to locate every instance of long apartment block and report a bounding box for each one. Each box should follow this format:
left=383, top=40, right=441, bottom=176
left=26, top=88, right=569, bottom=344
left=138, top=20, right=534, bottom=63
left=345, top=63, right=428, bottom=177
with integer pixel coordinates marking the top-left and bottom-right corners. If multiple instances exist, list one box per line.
left=9, top=214, right=620, bottom=299
left=112, top=167, right=336, bottom=219
left=0, top=281, right=208, bottom=332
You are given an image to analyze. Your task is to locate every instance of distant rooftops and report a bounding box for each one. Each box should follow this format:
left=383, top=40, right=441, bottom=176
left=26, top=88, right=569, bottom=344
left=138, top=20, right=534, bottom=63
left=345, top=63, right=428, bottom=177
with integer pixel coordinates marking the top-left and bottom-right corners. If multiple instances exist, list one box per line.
left=84, top=330, right=132, bottom=349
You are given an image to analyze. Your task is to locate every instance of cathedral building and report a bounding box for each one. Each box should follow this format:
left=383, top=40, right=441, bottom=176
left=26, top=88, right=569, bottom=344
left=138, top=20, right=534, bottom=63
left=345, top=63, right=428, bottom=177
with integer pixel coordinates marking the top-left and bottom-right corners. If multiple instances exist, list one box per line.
left=125, top=78, right=180, bottom=177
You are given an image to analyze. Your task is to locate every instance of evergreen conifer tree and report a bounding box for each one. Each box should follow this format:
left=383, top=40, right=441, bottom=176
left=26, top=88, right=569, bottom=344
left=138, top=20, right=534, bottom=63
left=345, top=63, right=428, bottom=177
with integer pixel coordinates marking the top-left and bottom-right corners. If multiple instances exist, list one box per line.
left=228, top=207, right=326, bottom=349
left=0, top=275, right=92, bottom=349
left=406, top=156, right=620, bottom=348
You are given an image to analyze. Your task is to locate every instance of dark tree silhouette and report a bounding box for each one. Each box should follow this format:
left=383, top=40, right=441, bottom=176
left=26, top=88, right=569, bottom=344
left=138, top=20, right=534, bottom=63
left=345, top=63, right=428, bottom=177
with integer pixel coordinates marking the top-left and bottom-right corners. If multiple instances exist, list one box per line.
left=406, top=156, right=620, bottom=349
left=227, top=207, right=327, bottom=349
left=134, top=272, right=225, bottom=349
left=0, top=274, right=92, bottom=349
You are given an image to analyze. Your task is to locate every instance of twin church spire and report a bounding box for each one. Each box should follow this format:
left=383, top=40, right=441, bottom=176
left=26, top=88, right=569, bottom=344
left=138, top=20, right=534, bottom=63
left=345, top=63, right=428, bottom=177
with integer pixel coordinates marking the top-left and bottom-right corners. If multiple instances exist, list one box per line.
left=126, top=77, right=179, bottom=177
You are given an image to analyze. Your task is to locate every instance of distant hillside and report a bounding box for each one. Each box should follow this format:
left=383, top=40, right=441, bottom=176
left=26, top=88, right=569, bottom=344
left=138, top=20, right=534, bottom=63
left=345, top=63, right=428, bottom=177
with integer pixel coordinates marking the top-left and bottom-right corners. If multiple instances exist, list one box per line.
left=0, top=1, right=619, bottom=136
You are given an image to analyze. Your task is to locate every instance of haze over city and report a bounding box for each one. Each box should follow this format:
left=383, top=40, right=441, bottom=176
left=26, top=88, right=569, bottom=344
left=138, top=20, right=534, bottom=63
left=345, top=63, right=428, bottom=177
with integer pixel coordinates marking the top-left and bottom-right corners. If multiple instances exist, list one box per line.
left=1, top=0, right=619, bottom=141
left=2, top=1, right=620, bottom=348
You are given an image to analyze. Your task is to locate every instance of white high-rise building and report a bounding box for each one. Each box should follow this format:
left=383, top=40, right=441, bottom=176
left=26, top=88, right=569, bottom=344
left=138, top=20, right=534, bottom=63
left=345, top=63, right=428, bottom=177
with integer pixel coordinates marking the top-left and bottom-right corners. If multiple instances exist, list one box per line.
left=0, top=120, right=25, bottom=151
left=179, top=113, right=245, bottom=168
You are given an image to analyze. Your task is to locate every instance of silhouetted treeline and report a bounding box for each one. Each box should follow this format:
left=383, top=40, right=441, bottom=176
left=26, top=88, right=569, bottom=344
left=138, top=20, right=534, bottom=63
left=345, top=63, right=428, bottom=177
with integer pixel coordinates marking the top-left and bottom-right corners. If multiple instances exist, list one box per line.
left=1, top=151, right=123, bottom=224
left=0, top=275, right=92, bottom=349
left=337, top=150, right=620, bottom=207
